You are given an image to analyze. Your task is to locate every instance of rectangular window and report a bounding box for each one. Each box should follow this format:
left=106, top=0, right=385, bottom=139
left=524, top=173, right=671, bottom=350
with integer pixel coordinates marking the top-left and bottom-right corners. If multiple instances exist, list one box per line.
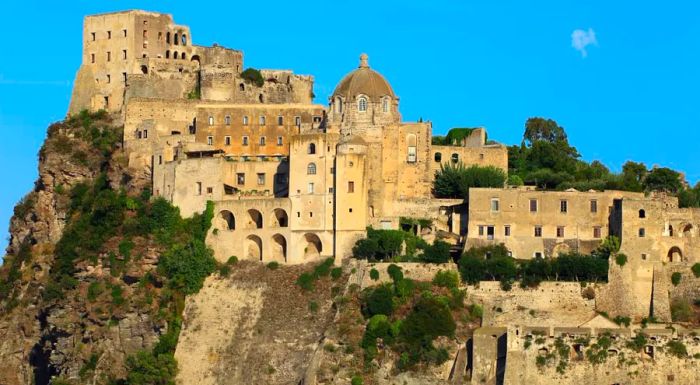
left=123, top=29, right=127, bottom=37
left=641, top=253, right=647, bottom=260
left=158, top=32, right=162, bottom=41
left=639, top=228, right=645, bottom=237
left=590, top=200, right=598, bottom=213
left=224, top=136, right=231, bottom=146
left=257, top=173, right=265, bottom=185
left=534, top=252, right=543, bottom=259
left=236, top=173, right=245, bottom=185
left=295, top=116, right=301, bottom=127
left=278, top=116, right=284, bottom=125
left=491, top=199, right=500, bottom=212
left=557, top=226, right=565, bottom=238
left=196, top=182, right=202, bottom=196
left=242, top=136, right=249, bottom=146
left=534, top=226, right=542, bottom=237
left=143, top=30, right=147, bottom=38
left=122, top=50, right=127, bottom=60
left=259, top=136, right=266, bottom=146
left=158, top=155, right=162, bottom=165
left=308, top=182, right=314, bottom=194
left=505, top=225, right=511, bottom=237
left=91, top=32, right=96, bottom=41
left=478, top=225, right=484, bottom=236
left=143, top=129, right=148, bottom=139
left=560, top=200, right=568, bottom=213
left=277, top=136, right=283, bottom=146
left=593, top=226, right=602, bottom=238
left=107, top=31, right=111, bottom=39
left=407, top=146, right=417, bottom=163
left=106, top=74, right=111, bottom=83
left=122, top=72, right=127, bottom=82
left=348, top=181, right=355, bottom=193
left=243, top=116, right=249, bottom=125
left=529, top=199, right=538, bottom=213
left=207, top=136, right=213, bottom=145
left=107, top=51, right=111, bottom=62
left=259, top=116, right=266, bottom=125
left=487, top=226, right=495, bottom=240
left=91, top=53, right=95, bottom=63
left=206, top=187, right=213, bottom=194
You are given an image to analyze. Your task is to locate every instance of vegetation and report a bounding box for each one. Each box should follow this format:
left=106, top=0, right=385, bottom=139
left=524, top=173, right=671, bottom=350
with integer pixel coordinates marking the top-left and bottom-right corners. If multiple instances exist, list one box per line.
left=692, top=263, right=700, bottom=278
left=670, top=298, right=693, bottom=322
left=431, top=127, right=478, bottom=146
left=671, top=272, right=682, bottom=286
left=351, top=227, right=430, bottom=262
left=458, top=244, right=608, bottom=287
left=666, top=340, right=688, bottom=358
left=432, top=163, right=507, bottom=199
left=295, top=258, right=335, bottom=292
left=615, top=253, right=628, bottom=267
left=432, top=270, right=460, bottom=290
left=369, top=268, right=379, bottom=281
left=240, top=68, right=265, bottom=87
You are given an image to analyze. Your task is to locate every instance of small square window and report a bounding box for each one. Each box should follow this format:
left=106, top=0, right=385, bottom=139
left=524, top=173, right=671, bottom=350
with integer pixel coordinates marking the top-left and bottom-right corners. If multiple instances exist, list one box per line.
left=206, top=187, right=213, bottom=194
left=236, top=173, right=245, bottom=185
left=641, top=253, right=647, bottom=260
left=534, top=226, right=542, bottom=237
left=225, top=115, right=231, bottom=125
left=639, top=228, right=646, bottom=237
left=529, top=199, right=538, bottom=213
left=593, top=226, right=602, bottom=238
left=259, top=136, right=266, bottom=146
left=243, top=116, right=249, bottom=125
left=257, top=173, right=266, bottom=185
left=349, top=208, right=353, bottom=213
left=278, top=116, right=284, bottom=125
left=259, top=116, right=266, bottom=125
left=534, top=252, right=543, bottom=259
left=348, top=181, right=354, bottom=193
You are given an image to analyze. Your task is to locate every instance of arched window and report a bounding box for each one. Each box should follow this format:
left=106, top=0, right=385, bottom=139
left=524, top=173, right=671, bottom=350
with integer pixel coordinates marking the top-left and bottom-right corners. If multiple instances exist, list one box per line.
left=434, top=152, right=442, bottom=162
left=166, top=32, right=171, bottom=44
left=639, top=209, right=646, bottom=218
left=358, top=96, right=368, bottom=112
left=181, top=53, right=186, bottom=60
left=451, top=153, right=459, bottom=163
left=335, top=97, right=343, bottom=113
left=181, top=34, right=187, bottom=45
left=307, top=163, right=317, bottom=175
left=173, top=51, right=178, bottom=59
left=165, top=50, right=170, bottom=59
left=208, top=116, right=214, bottom=125
left=308, top=143, right=316, bottom=154
left=239, top=83, right=245, bottom=91
left=174, top=33, right=179, bottom=46
left=224, top=115, right=231, bottom=125
left=382, top=97, right=390, bottom=113
left=259, top=94, right=264, bottom=103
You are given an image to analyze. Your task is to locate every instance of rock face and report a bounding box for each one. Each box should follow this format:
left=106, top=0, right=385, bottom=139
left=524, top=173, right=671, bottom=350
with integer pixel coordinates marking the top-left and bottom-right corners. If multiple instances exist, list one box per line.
left=0, top=113, right=159, bottom=385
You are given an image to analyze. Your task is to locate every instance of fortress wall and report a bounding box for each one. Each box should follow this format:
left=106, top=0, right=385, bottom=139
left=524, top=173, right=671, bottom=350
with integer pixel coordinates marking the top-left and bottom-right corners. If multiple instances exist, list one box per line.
left=430, top=144, right=508, bottom=175
left=356, top=261, right=458, bottom=288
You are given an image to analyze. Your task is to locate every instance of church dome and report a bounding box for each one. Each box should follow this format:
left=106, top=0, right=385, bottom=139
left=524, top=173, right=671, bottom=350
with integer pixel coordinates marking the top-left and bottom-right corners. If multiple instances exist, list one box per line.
left=332, top=54, right=396, bottom=101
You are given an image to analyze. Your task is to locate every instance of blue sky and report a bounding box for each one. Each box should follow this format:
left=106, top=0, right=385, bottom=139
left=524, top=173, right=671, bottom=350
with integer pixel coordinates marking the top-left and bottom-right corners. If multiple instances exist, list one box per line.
left=1, top=1, right=699, bottom=255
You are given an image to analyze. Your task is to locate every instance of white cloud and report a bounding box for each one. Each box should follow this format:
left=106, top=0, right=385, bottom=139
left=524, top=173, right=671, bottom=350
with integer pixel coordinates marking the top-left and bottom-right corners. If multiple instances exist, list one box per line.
left=571, top=28, right=597, bottom=58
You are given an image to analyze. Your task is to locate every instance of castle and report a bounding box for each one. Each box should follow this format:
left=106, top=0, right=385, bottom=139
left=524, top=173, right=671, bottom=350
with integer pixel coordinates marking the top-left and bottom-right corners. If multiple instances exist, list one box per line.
left=70, top=10, right=699, bottom=322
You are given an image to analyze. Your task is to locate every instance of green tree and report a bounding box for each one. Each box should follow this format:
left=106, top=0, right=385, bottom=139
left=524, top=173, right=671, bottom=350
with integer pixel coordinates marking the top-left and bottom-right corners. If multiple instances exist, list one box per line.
left=433, top=163, right=507, bottom=199
left=363, top=284, right=394, bottom=317
left=644, top=167, right=684, bottom=193
left=421, top=240, right=451, bottom=263
left=621, top=161, right=647, bottom=192
left=523, top=117, right=569, bottom=145
left=125, top=351, right=178, bottom=385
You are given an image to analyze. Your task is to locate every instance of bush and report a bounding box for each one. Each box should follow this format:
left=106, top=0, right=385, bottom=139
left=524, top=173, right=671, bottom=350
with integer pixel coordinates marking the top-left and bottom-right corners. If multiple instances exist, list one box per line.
left=387, top=264, right=403, bottom=283
left=363, top=284, right=394, bottom=317
left=615, top=253, right=628, bottom=267
left=351, top=376, right=363, bottom=385
left=227, top=256, right=238, bottom=265
left=353, top=238, right=379, bottom=260
left=626, top=333, right=647, bottom=351
left=671, top=272, right=682, bottom=286
left=666, top=340, right=688, bottom=358
left=369, top=268, right=379, bottom=281
left=692, top=263, right=700, bottom=278
left=219, top=264, right=231, bottom=277
left=308, top=301, right=319, bottom=313
left=296, top=272, right=315, bottom=291
left=613, top=315, right=631, bottom=327
left=87, top=281, right=103, bottom=301
left=398, top=296, right=456, bottom=367
left=240, top=68, right=265, bottom=87
left=313, top=258, right=334, bottom=278
left=671, top=298, right=693, bottom=322
left=125, top=351, right=178, bottom=385
left=266, top=261, right=279, bottom=270
left=433, top=270, right=459, bottom=289
left=433, top=163, right=507, bottom=199
left=330, top=267, right=342, bottom=280
left=110, top=284, right=125, bottom=306
left=158, top=239, right=217, bottom=295
left=421, top=240, right=451, bottom=263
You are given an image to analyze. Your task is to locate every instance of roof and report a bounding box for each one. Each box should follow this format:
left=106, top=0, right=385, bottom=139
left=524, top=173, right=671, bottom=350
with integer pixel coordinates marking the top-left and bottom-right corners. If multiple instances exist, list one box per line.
left=332, top=54, right=396, bottom=101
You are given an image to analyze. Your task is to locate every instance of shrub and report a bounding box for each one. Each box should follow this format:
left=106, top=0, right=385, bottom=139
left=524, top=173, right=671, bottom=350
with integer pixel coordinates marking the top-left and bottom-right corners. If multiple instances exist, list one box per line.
left=363, top=284, right=394, bottom=317
left=158, top=239, right=217, bottom=295
left=240, top=68, right=265, bottom=87
left=398, top=296, right=456, bottom=367
left=353, top=238, right=379, bottom=260
left=421, top=240, right=451, bottom=263
left=313, top=258, right=334, bottom=278
left=387, top=264, right=403, bottom=283
left=219, top=264, right=231, bottom=277
left=308, top=301, right=319, bottom=313
left=670, top=298, right=693, bottom=322
left=626, top=333, right=647, bottom=351
left=369, top=268, right=379, bottom=281
left=266, top=261, right=279, bottom=270
left=125, top=351, right=178, bottom=385
left=613, top=315, right=631, bottom=327
left=615, top=253, right=628, bottom=267
left=433, top=270, right=459, bottom=289
left=671, top=272, right=682, bottom=286
left=692, top=263, right=700, bottom=278
left=296, top=272, right=315, bottom=291
left=468, top=304, right=483, bottom=320
left=87, top=281, right=103, bottom=302
left=666, top=340, right=688, bottom=358
left=351, top=376, right=363, bottom=385
left=331, top=267, right=342, bottom=280
left=110, top=284, right=125, bottom=306
left=227, top=256, right=238, bottom=265
left=433, top=163, right=507, bottom=199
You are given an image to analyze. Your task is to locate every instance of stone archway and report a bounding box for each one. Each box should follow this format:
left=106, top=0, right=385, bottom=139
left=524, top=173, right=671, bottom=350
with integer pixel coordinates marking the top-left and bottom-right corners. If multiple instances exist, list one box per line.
left=219, top=210, right=235, bottom=230
left=303, top=233, right=322, bottom=260
left=245, top=235, right=263, bottom=261
left=246, top=209, right=263, bottom=229
left=552, top=243, right=571, bottom=258
left=271, top=208, right=288, bottom=228
left=667, top=246, right=683, bottom=263
left=271, top=234, right=287, bottom=262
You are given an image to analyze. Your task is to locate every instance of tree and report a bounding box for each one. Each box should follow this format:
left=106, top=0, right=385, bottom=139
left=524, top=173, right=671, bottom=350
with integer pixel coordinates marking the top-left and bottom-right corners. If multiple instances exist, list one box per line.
left=421, top=240, right=451, bottom=263
left=126, top=351, right=178, bottom=385
left=433, top=163, right=507, bottom=199
left=644, top=167, right=683, bottom=193
left=621, top=161, right=647, bottom=192
left=363, top=285, right=394, bottom=317
left=352, top=238, right=379, bottom=260
left=523, top=117, right=569, bottom=145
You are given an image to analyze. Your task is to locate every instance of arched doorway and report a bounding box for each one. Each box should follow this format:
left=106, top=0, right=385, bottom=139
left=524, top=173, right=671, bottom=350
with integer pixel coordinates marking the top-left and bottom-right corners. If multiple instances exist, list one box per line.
left=271, top=234, right=287, bottom=262
left=245, top=235, right=263, bottom=261
left=219, top=210, right=235, bottom=230
left=682, top=224, right=693, bottom=237
left=303, top=233, right=322, bottom=259
left=246, top=209, right=263, bottom=229
left=271, top=208, right=288, bottom=227
left=667, top=247, right=683, bottom=262
left=552, top=243, right=571, bottom=258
